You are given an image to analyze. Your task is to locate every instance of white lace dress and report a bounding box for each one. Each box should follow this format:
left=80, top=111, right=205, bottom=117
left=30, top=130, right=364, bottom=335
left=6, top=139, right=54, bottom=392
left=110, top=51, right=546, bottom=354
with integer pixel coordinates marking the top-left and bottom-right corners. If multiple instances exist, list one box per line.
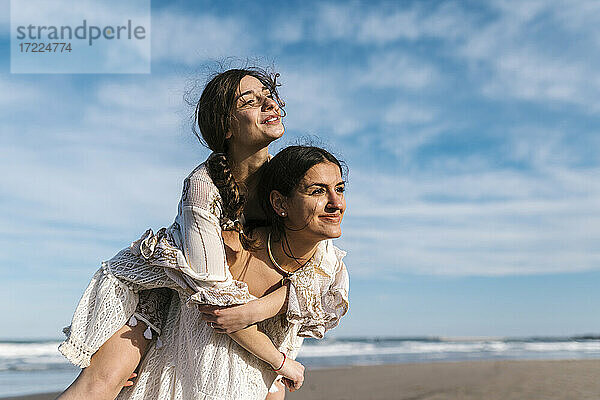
left=59, top=160, right=349, bottom=400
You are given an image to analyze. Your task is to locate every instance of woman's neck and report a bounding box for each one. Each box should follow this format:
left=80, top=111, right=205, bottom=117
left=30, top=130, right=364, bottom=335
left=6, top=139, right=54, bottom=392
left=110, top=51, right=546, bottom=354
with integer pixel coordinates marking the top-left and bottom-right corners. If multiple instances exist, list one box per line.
left=269, top=230, right=320, bottom=272
left=227, top=145, right=269, bottom=185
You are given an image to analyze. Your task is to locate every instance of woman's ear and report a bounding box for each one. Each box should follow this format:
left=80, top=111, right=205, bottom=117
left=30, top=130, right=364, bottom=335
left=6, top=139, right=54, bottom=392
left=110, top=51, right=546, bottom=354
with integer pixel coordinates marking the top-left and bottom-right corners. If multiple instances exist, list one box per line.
left=270, top=190, right=287, bottom=217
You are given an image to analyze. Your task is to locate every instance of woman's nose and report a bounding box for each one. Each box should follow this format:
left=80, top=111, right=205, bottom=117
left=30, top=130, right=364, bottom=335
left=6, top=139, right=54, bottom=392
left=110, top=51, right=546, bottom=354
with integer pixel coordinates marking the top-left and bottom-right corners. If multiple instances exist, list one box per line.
left=326, top=191, right=344, bottom=211
left=262, top=96, right=278, bottom=112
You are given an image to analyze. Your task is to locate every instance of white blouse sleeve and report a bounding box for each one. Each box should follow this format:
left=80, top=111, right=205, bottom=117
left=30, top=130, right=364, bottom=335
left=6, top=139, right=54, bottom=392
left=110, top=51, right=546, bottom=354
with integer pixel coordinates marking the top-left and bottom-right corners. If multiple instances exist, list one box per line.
left=177, top=174, right=229, bottom=281
left=286, top=242, right=349, bottom=339
left=130, top=166, right=254, bottom=306
left=321, top=256, right=349, bottom=331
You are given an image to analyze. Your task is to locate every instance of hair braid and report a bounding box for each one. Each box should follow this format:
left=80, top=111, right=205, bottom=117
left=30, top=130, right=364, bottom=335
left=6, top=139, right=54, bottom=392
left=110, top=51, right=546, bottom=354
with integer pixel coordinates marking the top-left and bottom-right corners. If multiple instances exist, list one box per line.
left=207, top=153, right=258, bottom=250
left=194, top=67, right=283, bottom=251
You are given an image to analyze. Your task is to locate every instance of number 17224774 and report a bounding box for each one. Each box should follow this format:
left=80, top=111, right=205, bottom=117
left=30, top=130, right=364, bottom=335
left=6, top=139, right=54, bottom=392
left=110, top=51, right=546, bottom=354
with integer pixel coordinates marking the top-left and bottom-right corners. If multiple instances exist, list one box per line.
left=19, top=42, right=72, bottom=53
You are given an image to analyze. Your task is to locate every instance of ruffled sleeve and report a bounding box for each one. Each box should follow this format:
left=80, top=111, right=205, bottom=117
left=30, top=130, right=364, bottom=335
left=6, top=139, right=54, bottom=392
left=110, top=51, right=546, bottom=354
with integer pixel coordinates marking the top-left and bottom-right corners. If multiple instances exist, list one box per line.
left=59, top=161, right=254, bottom=368
left=286, top=241, right=349, bottom=339
left=129, top=163, right=253, bottom=307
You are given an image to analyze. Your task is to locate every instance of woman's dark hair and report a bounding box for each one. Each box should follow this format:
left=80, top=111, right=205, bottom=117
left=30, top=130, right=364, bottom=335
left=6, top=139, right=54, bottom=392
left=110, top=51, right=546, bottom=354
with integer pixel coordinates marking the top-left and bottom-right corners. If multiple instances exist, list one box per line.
left=193, top=67, right=285, bottom=248
left=258, top=145, right=346, bottom=241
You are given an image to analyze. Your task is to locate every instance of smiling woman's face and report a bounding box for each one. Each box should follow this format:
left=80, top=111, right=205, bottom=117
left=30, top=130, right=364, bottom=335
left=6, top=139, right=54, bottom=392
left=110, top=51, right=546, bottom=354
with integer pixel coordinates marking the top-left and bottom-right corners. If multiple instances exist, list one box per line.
left=228, top=75, right=284, bottom=149
left=281, top=161, right=346, bottom=241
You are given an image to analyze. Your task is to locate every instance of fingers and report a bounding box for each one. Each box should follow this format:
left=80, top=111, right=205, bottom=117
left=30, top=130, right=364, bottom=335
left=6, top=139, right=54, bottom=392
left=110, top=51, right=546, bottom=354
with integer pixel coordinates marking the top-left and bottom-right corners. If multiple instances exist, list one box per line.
left=124, top=372, right=137, bottom=387
left=196, top=305, right=219, bottom=314
left=281, top=378, right=295, bottom=392
left=197, top=304, right=232, bottom=314
left=200, top=314, right=218, bottom=323
left=296, top=368, right=305, bottom=390
left=204, top=319, right=228, bottom=333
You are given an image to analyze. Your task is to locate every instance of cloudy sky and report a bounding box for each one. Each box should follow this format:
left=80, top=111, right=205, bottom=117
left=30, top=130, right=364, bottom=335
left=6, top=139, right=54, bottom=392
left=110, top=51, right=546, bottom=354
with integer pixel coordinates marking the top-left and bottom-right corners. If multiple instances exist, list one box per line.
left=1, top=0, right=599, bottom=339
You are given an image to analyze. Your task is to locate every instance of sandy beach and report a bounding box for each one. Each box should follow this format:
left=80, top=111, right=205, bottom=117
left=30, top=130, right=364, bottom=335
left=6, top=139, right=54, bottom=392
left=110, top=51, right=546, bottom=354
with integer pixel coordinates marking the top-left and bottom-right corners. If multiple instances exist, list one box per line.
left=5, top=359, right=600, bottom=400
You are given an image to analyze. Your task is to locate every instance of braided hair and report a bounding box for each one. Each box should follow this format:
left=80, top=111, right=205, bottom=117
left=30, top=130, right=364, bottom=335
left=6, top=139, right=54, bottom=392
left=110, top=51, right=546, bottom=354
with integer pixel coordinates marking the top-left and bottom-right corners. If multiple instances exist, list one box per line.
left=193, top=68, right=285, bottom=249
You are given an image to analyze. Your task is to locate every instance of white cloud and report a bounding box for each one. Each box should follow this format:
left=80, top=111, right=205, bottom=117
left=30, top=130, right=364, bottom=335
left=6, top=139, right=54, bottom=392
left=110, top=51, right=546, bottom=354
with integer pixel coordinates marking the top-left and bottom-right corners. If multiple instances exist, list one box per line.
left=0, top=77, right=42, bottom=107
left=274, top=17, right=304, bottom=44
left=553, top=0, right=600, bottom=38
left=340, top=162, right=600, bottom=277
left=311, top=3, right=356, bottom=41
left=379, top=123, right=448, bottom=161
left=304, top=1, right=600, bottom=112
left=357, top=52, right=438, bottom=90
left=505, top=126, right=580, bottom=168
left=0, top=135, right=190, bottom=278
left=477, top=47, right=596, bottom=107
left=384, top=101, right=435, bottom=125
left=0, top=74, right=209, bottom=278
left=82, top=76, right=188, bottom=138
left=279, top=66, right=366, bottom=136
left=151, top=11, right=255, bottom=65
left=312, top=2, right=471, bottom=44
left=456, top=0, right=600, bottom=110
left=358, top=8, right=423, bottom=42
left=277, top=52, right=439, bottom=139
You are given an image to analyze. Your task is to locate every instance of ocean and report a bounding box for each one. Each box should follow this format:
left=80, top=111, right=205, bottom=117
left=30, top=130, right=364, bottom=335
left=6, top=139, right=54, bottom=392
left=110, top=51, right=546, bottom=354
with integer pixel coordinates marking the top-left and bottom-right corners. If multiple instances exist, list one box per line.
left=2, top=336, right=600, bottom=397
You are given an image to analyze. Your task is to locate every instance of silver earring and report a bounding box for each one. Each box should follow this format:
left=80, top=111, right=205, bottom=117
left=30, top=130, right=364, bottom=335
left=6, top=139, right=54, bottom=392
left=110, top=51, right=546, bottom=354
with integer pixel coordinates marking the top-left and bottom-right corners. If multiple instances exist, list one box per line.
left=281, top=212, right=286, bottom=217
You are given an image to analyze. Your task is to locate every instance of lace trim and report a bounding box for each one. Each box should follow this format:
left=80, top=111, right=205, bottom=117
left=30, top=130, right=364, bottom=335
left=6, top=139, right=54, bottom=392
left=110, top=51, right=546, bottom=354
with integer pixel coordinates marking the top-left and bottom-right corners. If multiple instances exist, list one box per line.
left=131, top=228, right=253, bottom=306
left=285, top=241, right=349, bottom=339
left=187, top=280, right=254, bottom=306
left=58, top=334, right=98, bottom=368
left=288, top=286, right=349, bottom=339
left=129, top=313, right=162, bottom=336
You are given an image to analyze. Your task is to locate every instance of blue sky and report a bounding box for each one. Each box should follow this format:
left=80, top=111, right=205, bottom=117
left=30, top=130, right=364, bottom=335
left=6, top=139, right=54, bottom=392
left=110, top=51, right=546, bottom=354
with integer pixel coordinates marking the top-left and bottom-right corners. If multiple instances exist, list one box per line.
left=1, top=0, right=599, bottom=339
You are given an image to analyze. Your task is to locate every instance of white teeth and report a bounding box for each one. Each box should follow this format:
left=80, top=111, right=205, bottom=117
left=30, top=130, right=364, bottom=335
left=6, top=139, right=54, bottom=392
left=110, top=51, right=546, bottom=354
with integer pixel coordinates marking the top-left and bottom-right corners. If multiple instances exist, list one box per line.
left=265, top=117, right=277, bottom=123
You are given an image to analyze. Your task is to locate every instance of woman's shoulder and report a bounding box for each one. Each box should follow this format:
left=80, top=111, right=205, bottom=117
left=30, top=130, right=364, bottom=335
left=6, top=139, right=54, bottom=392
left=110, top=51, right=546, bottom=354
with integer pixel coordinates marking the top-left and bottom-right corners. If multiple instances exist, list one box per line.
left=186, top=160, right=213, bottom=183
left=179, top=159, right=221, bottom=208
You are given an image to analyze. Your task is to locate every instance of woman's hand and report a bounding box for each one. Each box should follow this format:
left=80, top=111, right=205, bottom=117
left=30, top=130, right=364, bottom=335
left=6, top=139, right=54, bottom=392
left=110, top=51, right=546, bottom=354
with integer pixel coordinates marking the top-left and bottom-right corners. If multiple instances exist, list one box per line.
left=198, top=303, right=256, bottom=333
left=276, top=357, right=305, bottom=392
left=124, top=372, right=137, bottom=387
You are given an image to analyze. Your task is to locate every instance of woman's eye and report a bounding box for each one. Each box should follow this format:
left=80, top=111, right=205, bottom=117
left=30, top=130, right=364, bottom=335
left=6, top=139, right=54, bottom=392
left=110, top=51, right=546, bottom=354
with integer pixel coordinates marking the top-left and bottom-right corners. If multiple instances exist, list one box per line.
left=311, top=188, right=325, bottom=195
left=239, top=98, right=256, bottom=107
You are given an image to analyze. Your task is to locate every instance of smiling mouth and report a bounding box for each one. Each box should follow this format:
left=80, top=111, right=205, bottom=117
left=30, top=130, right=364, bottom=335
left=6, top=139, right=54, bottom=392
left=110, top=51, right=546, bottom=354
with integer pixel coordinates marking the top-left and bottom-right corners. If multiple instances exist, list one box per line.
left=262, top=115, right=280, bottom=124
left=319, top=215, right=341, bottom=223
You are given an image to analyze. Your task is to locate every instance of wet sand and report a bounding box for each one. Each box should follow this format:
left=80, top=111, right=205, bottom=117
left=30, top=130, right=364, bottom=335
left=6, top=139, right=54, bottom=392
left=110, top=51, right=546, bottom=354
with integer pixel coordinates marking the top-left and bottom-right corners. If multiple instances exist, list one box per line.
left=5, top=359, right=600, bottom=400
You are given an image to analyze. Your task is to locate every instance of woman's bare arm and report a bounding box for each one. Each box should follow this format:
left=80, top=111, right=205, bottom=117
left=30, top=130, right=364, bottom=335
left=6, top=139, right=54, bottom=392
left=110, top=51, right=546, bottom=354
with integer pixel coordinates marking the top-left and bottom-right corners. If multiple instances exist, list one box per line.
left=227, top=325, right=304, bottom=391
left=199, top=284, right=288, bottom=333
left=57, top=323, right=150, bottom=400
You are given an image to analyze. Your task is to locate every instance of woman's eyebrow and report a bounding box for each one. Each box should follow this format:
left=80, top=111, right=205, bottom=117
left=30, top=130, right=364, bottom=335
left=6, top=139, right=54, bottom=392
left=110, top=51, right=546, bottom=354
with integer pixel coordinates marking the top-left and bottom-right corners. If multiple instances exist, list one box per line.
left=303, top=180, right=345, bottom=189
left=236, top=90, right=254, bottom=100
left=236, top=86, right=270, bottom=100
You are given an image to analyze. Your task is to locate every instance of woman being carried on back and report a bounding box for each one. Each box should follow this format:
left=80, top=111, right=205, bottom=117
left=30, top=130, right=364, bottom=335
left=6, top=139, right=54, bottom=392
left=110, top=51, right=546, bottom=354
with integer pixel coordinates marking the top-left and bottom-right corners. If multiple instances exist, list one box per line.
left=58, top=67, right=349, bottom=400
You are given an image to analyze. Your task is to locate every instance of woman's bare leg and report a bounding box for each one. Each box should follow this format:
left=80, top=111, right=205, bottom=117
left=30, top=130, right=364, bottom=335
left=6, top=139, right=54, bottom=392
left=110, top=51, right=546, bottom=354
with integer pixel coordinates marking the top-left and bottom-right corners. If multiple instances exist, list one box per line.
left=265, top=380, right=286, bottom=400
left=58, top=322, right=149, bottom=400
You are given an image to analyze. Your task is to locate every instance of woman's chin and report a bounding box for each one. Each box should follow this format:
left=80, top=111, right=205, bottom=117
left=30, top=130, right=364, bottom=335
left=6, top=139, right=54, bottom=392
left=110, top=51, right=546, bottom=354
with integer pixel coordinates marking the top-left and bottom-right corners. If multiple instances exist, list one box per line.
left=329, top=230, right=342, bottom=239
left=268, top=125, right=285, bottom=140
left=318, top=228, right=342, bottom=240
